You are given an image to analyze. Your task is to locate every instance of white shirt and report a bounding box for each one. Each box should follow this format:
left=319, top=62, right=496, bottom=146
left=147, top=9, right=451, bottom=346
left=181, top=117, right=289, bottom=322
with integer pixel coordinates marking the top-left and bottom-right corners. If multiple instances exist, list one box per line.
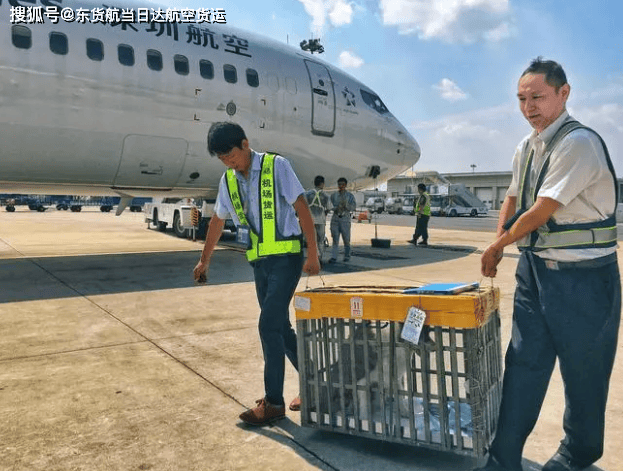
left=506, top=111, right=617, bottom=261
left=214, top=150, right=305, bottom=237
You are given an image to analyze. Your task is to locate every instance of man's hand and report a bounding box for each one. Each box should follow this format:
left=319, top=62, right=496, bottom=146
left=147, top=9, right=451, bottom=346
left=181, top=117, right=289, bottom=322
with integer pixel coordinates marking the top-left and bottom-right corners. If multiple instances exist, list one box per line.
left=303, top=256, right=321, bottom=276
left=481, top=243, right=504, bottom=278
left=193, top=260, right=208, bottom=284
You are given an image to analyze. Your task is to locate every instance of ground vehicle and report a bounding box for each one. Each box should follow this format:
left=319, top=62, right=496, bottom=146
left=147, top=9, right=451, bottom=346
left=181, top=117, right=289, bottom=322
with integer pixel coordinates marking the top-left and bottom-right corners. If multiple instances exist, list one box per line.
left=5, top=198, right=15, bottom=212
left=55, top=200, right=83, bottom=211
left=385, top=197, right=404, bottom=214
left=145, top=198, right=235, bottom=239
left=145, top=198, right=196, bottom=238
left=27, top=199, right=48, bottom=212
left=365, top=197, right=385, bottom=214
left=401, top=196, right=415, bottom=215
left=429, top=184, right=488, bottom=217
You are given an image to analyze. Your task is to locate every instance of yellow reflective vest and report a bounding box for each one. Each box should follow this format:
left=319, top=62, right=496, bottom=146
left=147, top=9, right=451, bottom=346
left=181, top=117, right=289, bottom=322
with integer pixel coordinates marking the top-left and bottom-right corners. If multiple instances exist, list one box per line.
left=415, top=192, right=431, bottom=217
left=225, top=153, right=301, bottom=262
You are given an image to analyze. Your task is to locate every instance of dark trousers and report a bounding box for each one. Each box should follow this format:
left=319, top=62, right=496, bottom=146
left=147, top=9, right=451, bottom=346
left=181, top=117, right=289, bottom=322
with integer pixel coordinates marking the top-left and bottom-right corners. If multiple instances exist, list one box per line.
left=490, top=251, right=621, bottom=471
left=413, top=214, right=429, bottom=242
left=252, top=252, right=303, bottom=406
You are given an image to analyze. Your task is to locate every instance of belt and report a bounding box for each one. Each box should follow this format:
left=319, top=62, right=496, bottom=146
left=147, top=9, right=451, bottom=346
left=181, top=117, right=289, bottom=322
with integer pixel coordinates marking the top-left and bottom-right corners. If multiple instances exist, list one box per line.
left=538, top=252, right=617, bottom=270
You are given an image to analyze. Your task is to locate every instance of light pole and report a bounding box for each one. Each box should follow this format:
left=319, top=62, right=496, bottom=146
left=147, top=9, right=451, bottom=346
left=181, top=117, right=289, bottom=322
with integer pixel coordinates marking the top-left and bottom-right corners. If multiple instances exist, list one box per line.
left=470, top=164, right=477, bottom=173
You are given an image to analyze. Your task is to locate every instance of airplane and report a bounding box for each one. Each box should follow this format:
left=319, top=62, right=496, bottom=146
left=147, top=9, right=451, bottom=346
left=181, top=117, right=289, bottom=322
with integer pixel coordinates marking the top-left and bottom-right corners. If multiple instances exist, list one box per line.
left=0, top=0, right=420, bottom=214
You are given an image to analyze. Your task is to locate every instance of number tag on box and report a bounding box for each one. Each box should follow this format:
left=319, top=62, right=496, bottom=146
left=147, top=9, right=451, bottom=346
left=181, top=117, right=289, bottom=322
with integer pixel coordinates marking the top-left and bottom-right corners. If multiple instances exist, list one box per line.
left=401, top=306, right=427, bottom=345
left=235, top=225, right=252, bottom=249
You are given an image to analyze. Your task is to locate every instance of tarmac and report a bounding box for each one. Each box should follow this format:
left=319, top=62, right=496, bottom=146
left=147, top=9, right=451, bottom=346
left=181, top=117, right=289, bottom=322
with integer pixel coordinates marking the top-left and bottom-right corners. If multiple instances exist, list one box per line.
left=0, top=207, right=620, bottom=471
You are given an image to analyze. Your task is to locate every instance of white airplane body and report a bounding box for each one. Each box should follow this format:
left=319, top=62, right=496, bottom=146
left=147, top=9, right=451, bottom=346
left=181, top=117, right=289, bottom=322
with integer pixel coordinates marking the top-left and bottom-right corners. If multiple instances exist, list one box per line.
left=0, top=0, right=420, bottom=202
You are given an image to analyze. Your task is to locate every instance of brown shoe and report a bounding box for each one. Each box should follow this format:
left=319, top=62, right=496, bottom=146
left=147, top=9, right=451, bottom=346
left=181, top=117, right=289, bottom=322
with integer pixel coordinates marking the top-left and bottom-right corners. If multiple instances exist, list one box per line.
left=239, top=398, right=285, bottom=426
left=289, top=396, right=301, bottom=411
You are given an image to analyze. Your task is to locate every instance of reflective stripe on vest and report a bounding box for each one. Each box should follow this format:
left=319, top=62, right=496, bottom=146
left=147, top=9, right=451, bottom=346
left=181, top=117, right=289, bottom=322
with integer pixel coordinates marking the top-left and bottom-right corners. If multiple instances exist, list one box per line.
left=516, top=120, right=618, bottom=251
left=309, top=190, right=323, bottom=208
left=226, top=153, right=301, bottom=262
left=415, top=192, right=431, bottom=216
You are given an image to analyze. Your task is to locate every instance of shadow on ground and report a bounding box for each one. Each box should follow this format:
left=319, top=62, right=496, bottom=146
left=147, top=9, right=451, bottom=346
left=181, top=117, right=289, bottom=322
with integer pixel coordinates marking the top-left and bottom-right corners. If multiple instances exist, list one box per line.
left=0, top=240, right=478, bottom=303
left=236, top=418, right=581, bottom=471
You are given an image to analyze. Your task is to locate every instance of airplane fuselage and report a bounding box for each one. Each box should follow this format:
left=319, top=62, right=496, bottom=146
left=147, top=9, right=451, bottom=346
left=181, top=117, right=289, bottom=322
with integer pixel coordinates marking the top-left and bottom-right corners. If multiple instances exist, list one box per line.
left=0, top=0, right=420, bottom=198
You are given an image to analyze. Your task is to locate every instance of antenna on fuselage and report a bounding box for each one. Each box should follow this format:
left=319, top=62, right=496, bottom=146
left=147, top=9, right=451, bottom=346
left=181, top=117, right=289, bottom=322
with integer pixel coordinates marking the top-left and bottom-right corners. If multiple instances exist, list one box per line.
left=300, top=38, right=324, bottom=54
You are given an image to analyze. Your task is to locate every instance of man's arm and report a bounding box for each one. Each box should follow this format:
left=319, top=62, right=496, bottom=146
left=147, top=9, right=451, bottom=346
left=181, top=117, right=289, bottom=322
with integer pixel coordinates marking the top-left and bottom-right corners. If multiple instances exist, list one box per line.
left=193, top=214, right=226, bottom=282
left=481, top=196, right=561, bottom=277
left=346, top=193, right=357, bottom=212
left=293, top=195, right=321, bottom=275
left=497, top=196, right=517, bottom=238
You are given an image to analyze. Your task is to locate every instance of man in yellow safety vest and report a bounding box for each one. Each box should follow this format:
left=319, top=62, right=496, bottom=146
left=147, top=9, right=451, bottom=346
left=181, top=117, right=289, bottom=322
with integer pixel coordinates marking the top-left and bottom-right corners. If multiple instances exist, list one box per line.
left=193, top=122, right=320, bottom=426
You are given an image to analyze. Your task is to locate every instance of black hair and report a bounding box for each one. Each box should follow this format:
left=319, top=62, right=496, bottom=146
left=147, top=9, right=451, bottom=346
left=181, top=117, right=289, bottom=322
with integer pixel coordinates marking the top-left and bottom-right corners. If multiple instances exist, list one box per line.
left=337, top=177, right=347, bottom=185
left=314, top=175, right=325, bottom=186
left=521, top=57, right=568, bottom=92
left=207, top=121, right=247, bottom=156
left=417, top=183, right=426, bottom=191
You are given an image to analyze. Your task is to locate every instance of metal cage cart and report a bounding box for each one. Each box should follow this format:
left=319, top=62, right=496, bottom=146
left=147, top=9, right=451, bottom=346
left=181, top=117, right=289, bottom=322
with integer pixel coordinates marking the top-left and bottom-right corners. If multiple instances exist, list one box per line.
left=293, top=285, right=502, bottom=458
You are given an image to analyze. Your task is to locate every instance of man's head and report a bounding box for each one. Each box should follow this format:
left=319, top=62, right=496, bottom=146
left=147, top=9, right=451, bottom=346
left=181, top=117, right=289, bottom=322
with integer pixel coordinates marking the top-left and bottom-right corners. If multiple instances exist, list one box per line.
left=314, top=175, right=325, bottom=188
left=518, top=57, right=570, bottom=133
left=337, top=177, right=347, bottom=192
left=207, top=122, right=251, bottom=174
left=417, top=183, right=426, bottom=194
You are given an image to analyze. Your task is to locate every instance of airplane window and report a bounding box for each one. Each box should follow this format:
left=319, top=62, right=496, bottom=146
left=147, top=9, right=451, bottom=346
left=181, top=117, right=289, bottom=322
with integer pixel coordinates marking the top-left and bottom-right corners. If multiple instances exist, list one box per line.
left=49, top=32, right=68, bottom=55
left=360, top=89, right=389, bottom=115
left=86, top=38, right=104, bottom=61
left=223, top=64, right=237, bottom=84
left=174, top=54, right=189, bottom=76
left=199, top=60, right=214, bottom=80
left=118, top=44, right=135, bottom=66
left=11, top=25, right=32, bottom=49
left=246, top=69, right=259, bottom=88
left=146, top=49, right=163, bottom=71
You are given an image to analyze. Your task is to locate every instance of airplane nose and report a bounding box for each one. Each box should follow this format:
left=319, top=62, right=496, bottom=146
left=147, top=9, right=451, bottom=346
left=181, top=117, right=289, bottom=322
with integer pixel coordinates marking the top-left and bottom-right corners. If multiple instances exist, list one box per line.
left=399, top=130, right=421, bottom=166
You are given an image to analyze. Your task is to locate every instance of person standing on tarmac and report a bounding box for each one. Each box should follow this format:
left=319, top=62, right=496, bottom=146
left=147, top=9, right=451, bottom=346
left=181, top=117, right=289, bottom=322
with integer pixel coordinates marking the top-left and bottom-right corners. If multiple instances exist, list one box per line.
left=328, top=177, right=357, bottom=263
left=304, top=175, right=331, bottom=265
left=409, top=183, right=431, bottom=246
left=476, top=58, right=620, bottom=471
left=193, top=122, right=320, bottom=426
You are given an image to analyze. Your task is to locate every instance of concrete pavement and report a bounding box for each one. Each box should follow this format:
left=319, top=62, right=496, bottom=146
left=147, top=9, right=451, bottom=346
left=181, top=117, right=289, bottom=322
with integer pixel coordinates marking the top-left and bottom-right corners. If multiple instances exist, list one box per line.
left=0, top=208, right=619, bottom=471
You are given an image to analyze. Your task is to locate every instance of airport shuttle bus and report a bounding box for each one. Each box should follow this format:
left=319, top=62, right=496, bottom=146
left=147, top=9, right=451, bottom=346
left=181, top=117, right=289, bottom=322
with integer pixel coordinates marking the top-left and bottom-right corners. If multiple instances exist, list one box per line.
left=0, top=0, right=420, bottom=208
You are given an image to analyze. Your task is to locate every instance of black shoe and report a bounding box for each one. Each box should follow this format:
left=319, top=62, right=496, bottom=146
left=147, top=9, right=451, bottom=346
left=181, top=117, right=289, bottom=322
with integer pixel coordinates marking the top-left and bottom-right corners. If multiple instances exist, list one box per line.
left=327, top=258, right=337, bottom=264
left=407, top=239, right=417, bottom=244
left=542, top=452, right=586, bottom=471
left=418, top=241, right=428, bottom=246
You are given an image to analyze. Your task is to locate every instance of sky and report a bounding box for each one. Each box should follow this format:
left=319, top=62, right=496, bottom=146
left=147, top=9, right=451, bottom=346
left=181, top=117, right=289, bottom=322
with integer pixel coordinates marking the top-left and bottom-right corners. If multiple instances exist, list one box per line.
left=159, top=0, right=622, bottom=175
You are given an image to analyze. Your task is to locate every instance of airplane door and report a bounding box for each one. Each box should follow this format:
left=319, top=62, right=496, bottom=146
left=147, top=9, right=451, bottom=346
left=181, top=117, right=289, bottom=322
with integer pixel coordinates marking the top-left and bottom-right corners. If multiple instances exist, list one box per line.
left=113, top=135, right=188, bottom=189
left=304, top=60, right=335, bottom=137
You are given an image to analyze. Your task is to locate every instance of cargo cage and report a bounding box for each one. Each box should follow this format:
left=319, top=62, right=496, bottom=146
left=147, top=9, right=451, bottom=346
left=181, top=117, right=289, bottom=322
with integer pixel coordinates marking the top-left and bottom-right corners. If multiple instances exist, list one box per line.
left=294, top=285, right=502, bottom=458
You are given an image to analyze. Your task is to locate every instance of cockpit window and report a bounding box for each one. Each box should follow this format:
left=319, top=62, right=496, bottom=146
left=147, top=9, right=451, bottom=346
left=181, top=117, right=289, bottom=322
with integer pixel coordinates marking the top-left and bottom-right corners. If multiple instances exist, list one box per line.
left=360, top=89, right=389, bottom=114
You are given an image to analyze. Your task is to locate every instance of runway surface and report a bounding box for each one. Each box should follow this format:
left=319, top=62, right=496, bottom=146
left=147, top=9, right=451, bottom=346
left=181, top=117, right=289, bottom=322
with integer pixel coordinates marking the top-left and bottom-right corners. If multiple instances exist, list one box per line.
left=0, top=207, right=619, bottom=471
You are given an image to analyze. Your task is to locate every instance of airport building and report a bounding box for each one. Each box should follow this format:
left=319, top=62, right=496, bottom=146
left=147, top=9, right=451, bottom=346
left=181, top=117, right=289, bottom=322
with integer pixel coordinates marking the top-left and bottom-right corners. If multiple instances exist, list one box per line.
left=386, top=170, right=512, bottom=210
left=388, top=169, right=623, bottom=211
